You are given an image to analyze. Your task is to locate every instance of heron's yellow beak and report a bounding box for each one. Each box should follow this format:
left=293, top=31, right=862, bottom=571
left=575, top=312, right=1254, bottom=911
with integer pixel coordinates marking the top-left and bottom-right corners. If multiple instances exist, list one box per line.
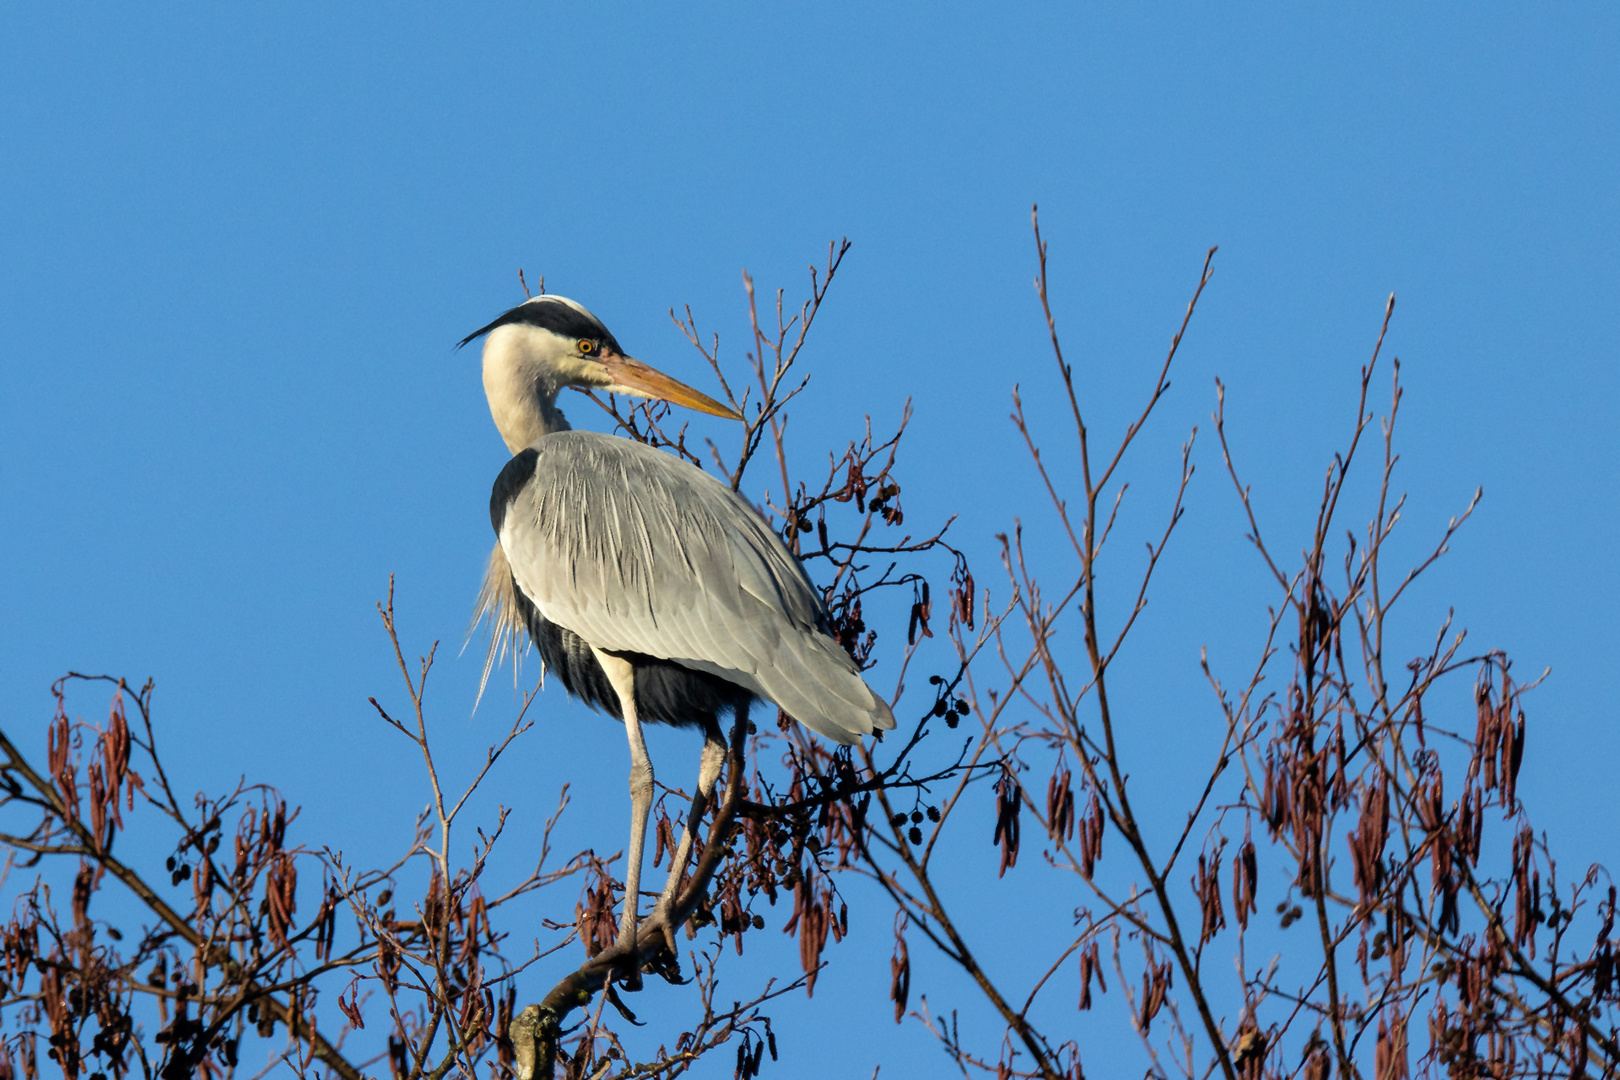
left=599, top=352, right=743, bottom=421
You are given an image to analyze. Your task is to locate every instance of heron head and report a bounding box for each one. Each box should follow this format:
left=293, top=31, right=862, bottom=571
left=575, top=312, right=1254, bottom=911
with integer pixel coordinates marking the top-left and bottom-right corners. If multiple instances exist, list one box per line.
left=461, top=295, right=741, bottom=451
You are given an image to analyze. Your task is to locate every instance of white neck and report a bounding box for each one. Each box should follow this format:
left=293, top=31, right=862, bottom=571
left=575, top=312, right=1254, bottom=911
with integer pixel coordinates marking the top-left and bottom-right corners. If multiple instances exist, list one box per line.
left=482, top=327, right=574, bottom=452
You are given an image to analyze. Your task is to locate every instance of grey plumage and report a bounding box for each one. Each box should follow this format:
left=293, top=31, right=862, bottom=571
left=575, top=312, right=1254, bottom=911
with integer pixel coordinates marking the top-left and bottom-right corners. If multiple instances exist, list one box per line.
left=486, top=432, right=893, bottom=743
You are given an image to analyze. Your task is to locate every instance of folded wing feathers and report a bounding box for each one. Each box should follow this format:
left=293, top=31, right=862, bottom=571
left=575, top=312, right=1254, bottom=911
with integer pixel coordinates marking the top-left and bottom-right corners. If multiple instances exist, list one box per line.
left=497, top=433, right=894, bottom=741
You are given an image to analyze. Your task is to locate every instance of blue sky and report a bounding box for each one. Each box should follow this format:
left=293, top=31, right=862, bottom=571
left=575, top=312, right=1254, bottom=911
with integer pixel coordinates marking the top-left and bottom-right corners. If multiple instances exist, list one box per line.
left=2, top=6, right=1617, bottom=1076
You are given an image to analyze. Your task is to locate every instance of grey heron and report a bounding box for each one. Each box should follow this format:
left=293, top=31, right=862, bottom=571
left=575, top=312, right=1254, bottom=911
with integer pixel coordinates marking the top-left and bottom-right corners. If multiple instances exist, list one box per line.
left=461, top=294, right=895, bottom=956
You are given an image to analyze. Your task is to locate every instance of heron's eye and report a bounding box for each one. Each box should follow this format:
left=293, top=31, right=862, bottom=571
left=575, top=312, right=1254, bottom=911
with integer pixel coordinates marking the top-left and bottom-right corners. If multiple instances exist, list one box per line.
left=578, top=339, right=597, bottom=355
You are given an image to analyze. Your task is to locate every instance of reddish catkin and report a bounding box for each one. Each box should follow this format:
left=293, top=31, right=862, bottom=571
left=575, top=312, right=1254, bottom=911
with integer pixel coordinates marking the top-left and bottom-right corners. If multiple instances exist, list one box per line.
left=193, top=856, right=214, bottom=914
left=264, top=852, right=298, bottom=946
left=460, top=891, right=487, bottom=965
left=799, top=895, right=827, bottom=995
left=1232, top=832, right=1258, bottom=931
left=575, top=873, right=617, bottom=958
left=781, top=865, right=830, bottom=992
left=1078, top=790, right=1104, bottom=879
left=1330, top=717, right=1350, bottom=807
left=720, top=874, right=746, bottom=956
left=87, top=762, right=108, bottom=850
left=653, top=812, right=674, bottom=870
left=1139, top=960, right=1172, bottom=1033
left=1194, top=851, right=1226, bottom=945
left=889, top=915, right=910, bottom=1023
left=47, top=705, right=79, bottom=828
left=337, top=981, right=365, bottom=1031
left=1262, top=749, right=1291, bottom=838
left=1474, top=676, right=1499, bottom=792
left=233, top=826, right=252, bottom=884
left=946, top=556, right=976, bottom=631
left=71, top=861, right=93, bottom=932
left=992, top=772, right=1022, bottom=877
left=1077, top=942, right=1105, bottom=1011
left=907, top=581, right=932, bottom=645
left=1375, top=1010, right=1410, bottom=1080
left=495, top=987, right=517, bottom=1068
left=1047, top=767, right=1074, bottom=843
left=1301, top=1031, right=1330, bottom=1080
left=1350, top=781, right=1389, bottom=906
left=1503, top=710, right=1526, bottom=807
left=104, top=689, right=135, bottom=819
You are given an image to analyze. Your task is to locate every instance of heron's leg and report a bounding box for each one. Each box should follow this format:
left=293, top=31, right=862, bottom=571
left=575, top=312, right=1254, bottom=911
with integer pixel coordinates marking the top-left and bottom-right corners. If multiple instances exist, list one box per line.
left=591, top=650, right=652, bottom=950
left=656, top=730, right=727, bottom=923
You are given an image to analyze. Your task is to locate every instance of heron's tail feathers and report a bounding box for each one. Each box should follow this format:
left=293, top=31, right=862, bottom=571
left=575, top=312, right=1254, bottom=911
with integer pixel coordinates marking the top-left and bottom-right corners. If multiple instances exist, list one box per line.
left=468, top=543, right=536, bottom=711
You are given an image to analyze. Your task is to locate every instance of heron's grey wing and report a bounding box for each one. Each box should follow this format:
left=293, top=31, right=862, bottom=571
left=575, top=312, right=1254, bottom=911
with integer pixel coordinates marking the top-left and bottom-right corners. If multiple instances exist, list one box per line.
left=495, top=431, right=893, bottom=743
